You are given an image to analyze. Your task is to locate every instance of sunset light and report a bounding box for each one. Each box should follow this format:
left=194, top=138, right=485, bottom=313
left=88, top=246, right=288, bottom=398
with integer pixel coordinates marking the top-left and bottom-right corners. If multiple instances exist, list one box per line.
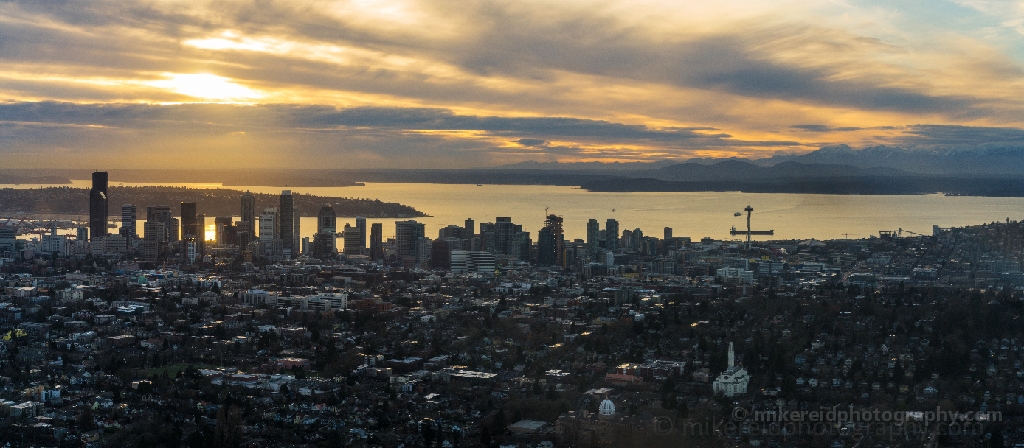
left=146, top=73, right=265, bottom=102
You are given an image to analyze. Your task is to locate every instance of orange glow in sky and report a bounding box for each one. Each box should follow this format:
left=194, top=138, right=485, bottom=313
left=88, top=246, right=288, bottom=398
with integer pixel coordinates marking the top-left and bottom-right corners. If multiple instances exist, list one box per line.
left=1, top=0, right=1023, bottom=168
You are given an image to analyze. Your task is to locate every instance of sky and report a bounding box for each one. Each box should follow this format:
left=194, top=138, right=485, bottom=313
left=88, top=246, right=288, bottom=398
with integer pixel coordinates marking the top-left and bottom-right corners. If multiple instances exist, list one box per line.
left=2, top=0, right=1024, bottom=168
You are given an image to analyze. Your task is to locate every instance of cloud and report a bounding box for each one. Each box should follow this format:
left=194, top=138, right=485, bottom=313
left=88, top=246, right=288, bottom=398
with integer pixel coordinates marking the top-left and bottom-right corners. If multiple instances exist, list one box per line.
left=0, top=101, right=807, bottom=167
left=2, top=0, right=1024, bottom=168
left=889, top=124, right=1024, bottom=150
left=515, top=138, right=548, bottom=147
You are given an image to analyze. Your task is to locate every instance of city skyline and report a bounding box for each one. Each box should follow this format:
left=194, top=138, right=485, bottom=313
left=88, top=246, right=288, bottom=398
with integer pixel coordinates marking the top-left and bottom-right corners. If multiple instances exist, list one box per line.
left=3, top=1, right=1024, bottom=169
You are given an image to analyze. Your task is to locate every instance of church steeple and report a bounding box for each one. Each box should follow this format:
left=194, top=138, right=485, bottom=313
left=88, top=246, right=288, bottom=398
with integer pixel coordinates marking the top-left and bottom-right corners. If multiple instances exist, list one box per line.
left=728, top=342, right=735, bottom=368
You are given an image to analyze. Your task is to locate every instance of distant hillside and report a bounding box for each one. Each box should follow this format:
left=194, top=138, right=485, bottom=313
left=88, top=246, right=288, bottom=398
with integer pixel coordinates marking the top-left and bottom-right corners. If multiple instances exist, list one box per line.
left=762, top=145, right=1024, bottom=176
left=639, top=160, right=912, bottom=182
left=0, top=186, right=427, bottom=218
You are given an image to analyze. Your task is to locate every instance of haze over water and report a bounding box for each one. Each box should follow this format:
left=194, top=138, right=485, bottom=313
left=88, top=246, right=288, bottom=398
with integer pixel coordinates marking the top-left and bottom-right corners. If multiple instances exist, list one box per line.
left=12, top=180, right=1024, bottom=242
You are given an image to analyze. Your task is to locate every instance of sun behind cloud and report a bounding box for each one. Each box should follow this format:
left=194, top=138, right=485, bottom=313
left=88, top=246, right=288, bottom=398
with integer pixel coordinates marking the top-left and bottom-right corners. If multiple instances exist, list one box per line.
left=146, top=73, right=265, bottom=102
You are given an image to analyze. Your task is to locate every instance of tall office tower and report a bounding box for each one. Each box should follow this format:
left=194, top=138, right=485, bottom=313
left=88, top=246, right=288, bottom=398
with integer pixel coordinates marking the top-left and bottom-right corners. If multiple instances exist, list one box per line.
left=196, top=214, right=206, bottom=240
left=311, top=232, right=335, bottom=259
left=236, top=220, right=253, bottom=250
left=279, top=190, right=295, bottom=255
left=605, top=218, right=619, bottom=252
left=292, top=209, right=301, bottom=255
left=120, top=204, right=137, bottom=239
left=664, top=227, right=673, bottom=240
left=465, top=218, right=475, bottom=237
left=88, top=171, right=108, bottom=241
left=438, top=224, right=466, bottom=240
left=355, top=216, right=366, bottom=254
left=343, top=223, right=363, bottom=255
left=369, top=222, right=383, bottom=260
left=141, top=221, right=164, bottom=260
left=537, top=214, right=564, bottom=266
left=76, top=227, right=89, bottom=241
left=628, top=228, right=643, bottom=251
left=240, top=191, right=256, bottom=233
left=395, top=220, right=425, bottom=258
left=168, top=218, right=179, bottom=241
left=259, top=208, right=278, bottom=242
left=430, top=239, right=451, bottom=269
left=312, top=203, right=337, bottom=260
left=317, top=204, right=337, bottom=233
left=180, top=202, right=198, bottom=240
left=215, top=217, right=233, bottom=246
left=146, top=205, right=174, bottom=242
left=586, top=219, right=600, bottom=253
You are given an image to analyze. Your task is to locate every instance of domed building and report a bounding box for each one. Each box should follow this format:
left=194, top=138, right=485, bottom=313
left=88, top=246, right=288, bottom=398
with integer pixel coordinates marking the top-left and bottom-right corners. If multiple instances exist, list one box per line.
left=598, top=399, right=616, bottom=418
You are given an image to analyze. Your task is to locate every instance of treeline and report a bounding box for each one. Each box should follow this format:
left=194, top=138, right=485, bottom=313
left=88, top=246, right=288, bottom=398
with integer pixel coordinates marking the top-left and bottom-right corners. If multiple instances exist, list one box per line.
left=0, top=186, right=427, bottom=218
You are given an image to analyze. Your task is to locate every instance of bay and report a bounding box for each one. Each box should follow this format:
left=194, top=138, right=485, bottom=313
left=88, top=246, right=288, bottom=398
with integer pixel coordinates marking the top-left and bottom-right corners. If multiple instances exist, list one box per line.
left=6, top=180, right=1024, bottom=242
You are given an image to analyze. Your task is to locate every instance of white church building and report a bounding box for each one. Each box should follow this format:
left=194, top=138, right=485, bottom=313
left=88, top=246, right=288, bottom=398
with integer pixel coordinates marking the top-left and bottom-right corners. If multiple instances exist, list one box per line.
left=712, top=342, right=750, bottom=397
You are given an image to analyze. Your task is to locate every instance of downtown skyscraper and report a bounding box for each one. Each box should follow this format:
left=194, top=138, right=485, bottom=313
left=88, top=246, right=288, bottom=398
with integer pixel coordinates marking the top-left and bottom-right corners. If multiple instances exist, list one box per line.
left=88, top=171, right=108, bottom=241
left=279, top=190, right=299, bottom=257
left=120, top=204, right=137, bottom=239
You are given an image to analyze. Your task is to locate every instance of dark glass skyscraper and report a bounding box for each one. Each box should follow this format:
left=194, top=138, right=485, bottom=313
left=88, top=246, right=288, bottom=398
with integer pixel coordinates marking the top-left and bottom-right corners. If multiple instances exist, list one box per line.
left=586, top=218, right=600, bottom=252
left=355, top=216, right=367, bottom=254
left=120, top=204, right=137, bottom=239
left=89, top=171, right=108, bottom=241
left=240, top=191, right=256, bottom=233
left=317, top=203, right=336, bottom=233
left=370, top=222, right=383, bottom=260
left=537, top=214, right=564, bottom=266
left=180, top=202, right=198, bottom=240
left=279, top=190, right=295, bottom=254
left=605, top=218, right=619, bottom=252
left=395, top=220, right=424, bottom=258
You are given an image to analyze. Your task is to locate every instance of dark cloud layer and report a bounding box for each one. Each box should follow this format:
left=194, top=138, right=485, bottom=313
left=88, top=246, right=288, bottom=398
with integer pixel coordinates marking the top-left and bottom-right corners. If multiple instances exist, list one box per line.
left=0, top=102, right=799, bottom=149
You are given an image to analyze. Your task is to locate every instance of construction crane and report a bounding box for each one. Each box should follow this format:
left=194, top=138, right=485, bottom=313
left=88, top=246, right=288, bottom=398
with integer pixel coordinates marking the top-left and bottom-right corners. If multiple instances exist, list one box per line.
left=897, top=228, right=921, bottom=237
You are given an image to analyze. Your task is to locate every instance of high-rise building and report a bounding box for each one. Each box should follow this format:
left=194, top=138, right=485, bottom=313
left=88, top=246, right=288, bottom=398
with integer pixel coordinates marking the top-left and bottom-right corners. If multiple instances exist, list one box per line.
left=355, top=216, right=366, bottom=254
left=395, top=220, right=425, bottom=258
left=586, top=219, right=600, bottom=252
left=664, top=227, right=673, bottom=240
left=317, top=204, right=337, bottom=233
left=120, top=204, right=137, bottom=239
left=180, top=202, right=204, bottom=259
left=465, top=218, right=475, bottom=237
left=279, top=190, right=295, bottom=255
left=438, top=225, right=467, bottom=240
left=430, top=239, right=451, bottom=269
left=312, top=232, right=336, bottom=260
left=312, top=203, right=337, bottom=260
left=537, top=214, right=564, bottom=266
left=215, top=217, right=234, bottom=246
left=259, top=208, right=278, bottom=242
left=180, top=202, right=198, bottom=240
left=146, top=205, right=174, bottom=242
left=259, top=208, right=282, bottom=259
left=88, top=171, right=108, bottom=241
left=292, top=209, right=301, bottom=256
left=627, top=228, right=643, bottom=251
left=479, top=217, right=530, bottom=260
left=370, top=223, right=383, bottom=260
left=343, top=224, right=363, bottom=255
left=605, top=219, right=619, bottom=252
left=241, top=190, right=256, bottom=234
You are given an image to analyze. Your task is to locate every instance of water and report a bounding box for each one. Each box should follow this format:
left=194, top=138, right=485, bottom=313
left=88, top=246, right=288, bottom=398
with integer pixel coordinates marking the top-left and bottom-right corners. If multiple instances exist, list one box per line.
left=6, top=180, right=1024, bottom=242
